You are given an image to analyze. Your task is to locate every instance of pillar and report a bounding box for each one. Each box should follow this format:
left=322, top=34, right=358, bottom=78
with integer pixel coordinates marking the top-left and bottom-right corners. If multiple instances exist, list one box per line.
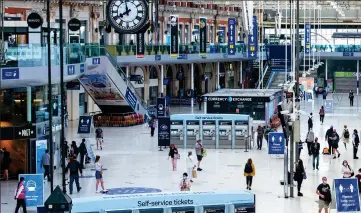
left=27, top=87, right=32, bottom=122
left=126, top=66, right=130, bottom=78
left=86, top=95, right=100, bottom=115
left=240, top=61, right=243, bottom=89
left=191, top=63, right=194, bottom=107
left=144, top=67, right=150, bottom=104
left=217, top=62, right=220, bottom=89
left=160, top=65, right=164, bottom=96
left=325, top=59, right=328, bottom=90
left=66, top=90, right=80, bottom=121
left=103, top=28, right=111, bottom=45
left=357, top=60, right=359, bottom=96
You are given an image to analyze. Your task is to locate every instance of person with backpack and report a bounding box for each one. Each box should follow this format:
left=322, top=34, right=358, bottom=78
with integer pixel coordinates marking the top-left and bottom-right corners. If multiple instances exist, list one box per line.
left=330, top=129, right=341, bottom=159
left=308, top=113, right=313, bottom=131
left=341, top=160, right=354, bottom=178
left=325, top=126, right=334, bottom=155
left=14, top=176, right=27, bottom=213
left=244, top=158, right=255, bottom=190
left=179, top=172, right=191, bottom=191
left=349, top=90, right=354, bottom=106
left=311, top=137, right=321, bottom=170
left=306, top=128, right=315, bottom=156
left=353, top=129, right=360, bottom=159
left=65, top=154, right=83, bottom=194
left=319, top=106, right=325, bottom=125
left=341, top=125, right=350, bottom=149
left=256, top=125, right=264, bottom=150
left=316, top=177, right=332, bottom=213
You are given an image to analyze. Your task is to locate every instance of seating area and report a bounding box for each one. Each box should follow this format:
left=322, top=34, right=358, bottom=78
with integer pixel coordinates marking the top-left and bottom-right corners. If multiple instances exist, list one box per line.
left=94, top=113, right=145, bottom=127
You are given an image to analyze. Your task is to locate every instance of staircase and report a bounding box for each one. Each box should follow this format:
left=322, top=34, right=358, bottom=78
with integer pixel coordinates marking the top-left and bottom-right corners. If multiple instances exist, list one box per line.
left=269, top=72, right=286, bottom=89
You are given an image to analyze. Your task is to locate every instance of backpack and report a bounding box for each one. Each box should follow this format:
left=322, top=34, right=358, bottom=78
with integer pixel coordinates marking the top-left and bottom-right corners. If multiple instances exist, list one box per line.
left=344, top=129, right=350, bottom=139
left=244, top=163, right=253, bottom=173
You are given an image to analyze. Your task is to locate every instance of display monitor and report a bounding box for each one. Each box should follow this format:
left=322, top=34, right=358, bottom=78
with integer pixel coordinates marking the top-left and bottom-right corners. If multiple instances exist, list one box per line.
left=203, top=205, right=225, bottom=213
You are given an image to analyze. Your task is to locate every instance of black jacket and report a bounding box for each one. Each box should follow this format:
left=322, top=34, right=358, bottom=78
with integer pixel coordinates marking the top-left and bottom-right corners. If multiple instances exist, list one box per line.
left=325, top=128, right=333, bottom=142
left=66, top=159, right=82, bottom=176
left=79, top=142, right=87, bottom=155
left=311, top=143, right=320, bottom=155
left=168, top=148, right=178, bottom=158
left=294, top=165, right=305, bottom=181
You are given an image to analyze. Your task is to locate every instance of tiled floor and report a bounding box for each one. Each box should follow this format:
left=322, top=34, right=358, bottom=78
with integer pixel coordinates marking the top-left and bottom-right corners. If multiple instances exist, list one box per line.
left=2, top=93, right=361, bottom=213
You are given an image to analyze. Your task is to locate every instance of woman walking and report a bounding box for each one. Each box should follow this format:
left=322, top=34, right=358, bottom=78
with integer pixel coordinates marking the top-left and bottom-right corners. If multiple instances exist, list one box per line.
left=168, top=144, right=179, bottom=171
left=294, top=159, right=306, bottom=196
left=341, top=160, right=354, bottom=178
left=319, top=106, right=325, bottom=125
left=95, top=155, right=107, bottom=193
left=341, top=125, right=350, bottom=149
left=244, top=158, right=255, bottom=190
left=14, top=177, right=26, bottom=213
left=186, top=151, right=196, bottom=182
left=179, top=172, right=191, bottom=191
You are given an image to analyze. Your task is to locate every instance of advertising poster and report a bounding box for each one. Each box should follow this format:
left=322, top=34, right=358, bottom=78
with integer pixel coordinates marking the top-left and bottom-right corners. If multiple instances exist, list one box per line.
left=327, top=79, right=334, bottom=92
left=324, top=100, right=333, bottom=113
left=170, top=15, right=179, bottom=58
left=305, top=23, right=311, bottom=54
left=136, top=33, right=145, bottom=59
left=268, top=132, right=285, bottom=155
left=334, top=178, right=361, bottom=213
left=157, top=97, right=166, bottom=117
left=228, top=18, right=236, bottom=55
left=36, top=140, right=47, bottom=174
left=19, top=174, right=44, bottom=207
left=299, top=77, right=315, bottom=91
left=77, top=116, right=92, bottom=134
left=79, top=74, right=125, bottom=106
left=158, top=117, right=170, bottom=147
left=125, top=87, right=138, bottom=110
left=199, top=17, right=207, bottom=57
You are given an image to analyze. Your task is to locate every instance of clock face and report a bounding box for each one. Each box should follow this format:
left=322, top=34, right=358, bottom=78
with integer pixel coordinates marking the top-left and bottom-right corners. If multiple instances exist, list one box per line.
left=107, top=0, right=148, bottom=34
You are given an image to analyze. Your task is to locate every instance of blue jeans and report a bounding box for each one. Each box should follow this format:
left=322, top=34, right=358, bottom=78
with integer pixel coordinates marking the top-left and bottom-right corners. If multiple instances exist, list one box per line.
left=69, top=175, right=80, bottom=193
left=313, top=154, right=320, bottom=169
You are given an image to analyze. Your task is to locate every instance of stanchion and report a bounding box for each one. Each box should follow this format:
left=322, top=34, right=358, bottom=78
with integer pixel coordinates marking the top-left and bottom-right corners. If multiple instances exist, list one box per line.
left=244, top=136, right=249, bottom=152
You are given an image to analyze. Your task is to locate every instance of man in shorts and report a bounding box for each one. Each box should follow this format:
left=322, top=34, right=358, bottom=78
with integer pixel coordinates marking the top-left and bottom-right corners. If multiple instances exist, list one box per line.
left=195, top=140, right=203, bottom=171
left=95, top=126, right=103, bottom=150
left=330, top=129, right=340, bottom=159
left=316, top=177, right=331, bottom=213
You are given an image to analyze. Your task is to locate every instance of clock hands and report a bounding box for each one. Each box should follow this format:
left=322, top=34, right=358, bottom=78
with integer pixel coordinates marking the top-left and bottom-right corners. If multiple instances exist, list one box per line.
left=124, top=0, right=130, bottom=16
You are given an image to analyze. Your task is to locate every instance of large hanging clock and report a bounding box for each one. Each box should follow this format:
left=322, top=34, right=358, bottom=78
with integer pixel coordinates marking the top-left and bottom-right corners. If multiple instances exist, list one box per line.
left=107, top=0, right=149, bottom=34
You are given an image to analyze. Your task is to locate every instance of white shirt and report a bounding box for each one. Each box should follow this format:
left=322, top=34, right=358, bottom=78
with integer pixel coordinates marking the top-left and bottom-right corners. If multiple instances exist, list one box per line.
left=186, top=155, right=194, bottom=169
left=341, top=165, right=353, bottom=178
left=95, top=162, right=102, bottom=171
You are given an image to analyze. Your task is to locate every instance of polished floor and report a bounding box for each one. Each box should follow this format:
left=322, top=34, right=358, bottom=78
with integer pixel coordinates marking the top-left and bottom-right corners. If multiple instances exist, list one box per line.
left=2, top=93, right=361, bottom=213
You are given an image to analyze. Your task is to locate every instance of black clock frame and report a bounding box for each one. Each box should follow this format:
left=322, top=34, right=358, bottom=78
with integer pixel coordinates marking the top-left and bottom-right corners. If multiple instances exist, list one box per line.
left=106, top=0, right=149, bottom=34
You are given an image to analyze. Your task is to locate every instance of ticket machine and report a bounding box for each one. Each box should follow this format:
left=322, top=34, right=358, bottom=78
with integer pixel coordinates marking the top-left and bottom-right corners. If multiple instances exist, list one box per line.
left=202, top=120, right=216, bottom=148
left=218, top=120, right=232, bottom=149
left=186, top=120, right=200, bottom=148
left=234, top=120, right=249, bottom=149
left=170, top=120, right=184, bottom=147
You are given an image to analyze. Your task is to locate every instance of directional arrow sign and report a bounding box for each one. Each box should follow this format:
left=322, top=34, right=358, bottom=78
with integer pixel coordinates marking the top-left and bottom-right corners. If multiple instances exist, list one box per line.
left=251, top=36, right=254, bottom=42
left=334, top=178, right=361, bottom=212
left=268, top=132, right=285, bottom=155
left=251, top=52, right=255, bottom=57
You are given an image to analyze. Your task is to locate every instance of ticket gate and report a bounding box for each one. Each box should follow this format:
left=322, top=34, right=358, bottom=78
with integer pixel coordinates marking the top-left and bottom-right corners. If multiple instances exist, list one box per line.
left=186, top=120, right=200, bottom=149
left=170, top=120, right=184, bottom=147
left=234, top=121, right=249, bottom=149
left=218, top=120, right=232, bottom=149
left=201, top=120, right=216, bottom=148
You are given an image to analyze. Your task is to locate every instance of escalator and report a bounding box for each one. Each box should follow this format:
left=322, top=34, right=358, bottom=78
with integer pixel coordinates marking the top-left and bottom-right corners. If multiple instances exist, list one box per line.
left=78, top=48, right=149, bottom=117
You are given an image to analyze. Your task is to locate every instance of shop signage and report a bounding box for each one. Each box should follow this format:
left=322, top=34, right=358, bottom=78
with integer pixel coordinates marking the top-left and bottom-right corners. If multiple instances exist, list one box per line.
left=68, top=18, right=81, bottom=31
left=27, top=12, right=43, bottom=29
left=334, top=178, right=361, bottom=213
left=36, top=140, right=47, bottom=174
left=157, top=97, right=166, bottom=117
left=170, top=15, right=179, bottom=58
left=158, top=117, right=170, bottom=146
left=334, top=72, right=361, bottom=78
left=228, top=18, right=236, bottom=55
left=268, top=132, right=285, bottom=155
left=204, top=96, right=270, bottom=102
left=77, top=116, right=92, bottom=134
left=14, top=125, right=36, bottom=139
left=19, top=174, right=44, bottom=207
left=199, top=17, right=207, bottom=57
left=136, top=33, right=145, bottom=59
left=2, top=68, right=19, bottom=80
left=125, top=87, right=138, bottom=110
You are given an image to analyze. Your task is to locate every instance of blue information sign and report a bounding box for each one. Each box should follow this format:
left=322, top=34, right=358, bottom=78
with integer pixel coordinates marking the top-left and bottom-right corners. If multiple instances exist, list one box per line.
left=269, top=45, right=291, bottom=67
left=247, top=16, right=258, bottom=58
left=92, top=57, right=100, bottom=64
left=80, top=63, right=85, bottom=73
left=36, top=140, right=47, bottom=174
left=334, top=178, right=361, bottom=213
left=268, top=132, right=285, bottom=155
left=2, top=68, right=19, bottom=80
left=157, top=97, right=166, bottom=117
left=125, top=87, right=138, bottom=109
left=305, top=23, right=311, bottom=54
left=77, top=116, right=92, bottom=134
left=343, top=52, right=354, bottom=57
left=155, top=55, right=161, bottom=61
left=86, top=140, right=95, bottom=162
left=324, top=100, right=333, bottom=113
left=228, top=18, right=236, bottom=55
left=67, top=65, right=75, bottom=75
left=19, top=174, right=44, bottom=207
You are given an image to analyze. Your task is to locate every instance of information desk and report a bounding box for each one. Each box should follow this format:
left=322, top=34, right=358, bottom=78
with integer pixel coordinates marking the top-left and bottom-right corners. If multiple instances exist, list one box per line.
left=170, top=114, right=251, bottom=149
left=202, top=89, right=283, bottom=124
left=72, top=191, right=255, bottom=213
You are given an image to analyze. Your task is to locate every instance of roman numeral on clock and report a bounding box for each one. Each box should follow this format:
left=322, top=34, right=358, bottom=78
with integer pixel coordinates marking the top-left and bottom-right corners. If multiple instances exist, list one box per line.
left=135, top=16, right=142, bottom=21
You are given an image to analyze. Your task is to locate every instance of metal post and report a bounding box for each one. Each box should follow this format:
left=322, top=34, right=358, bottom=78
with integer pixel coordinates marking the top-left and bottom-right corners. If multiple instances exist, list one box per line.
left=217, top=62, right=220, bottom=89
left=240, top=61, right=243, bottom=88
left=59, top=0, right=66, bottom=194
left=191, top=63, right=194, bottom=108
left=161, top=65, right=164, bottom=96
left=46, top=0, right=54, bottom=192
left=357, top=60, right=359, bottom=108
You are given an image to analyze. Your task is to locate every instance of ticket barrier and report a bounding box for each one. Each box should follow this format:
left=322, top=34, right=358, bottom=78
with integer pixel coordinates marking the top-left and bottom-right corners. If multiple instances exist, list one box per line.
left=234, top=121, right=249, bottom=149
left=186, top=120, right=200, bottom=149
left=218, top=121, right=232, bottom=149
left=202, top=120, right=216, bottom=149
left=170, top=120, right=184, bottom=147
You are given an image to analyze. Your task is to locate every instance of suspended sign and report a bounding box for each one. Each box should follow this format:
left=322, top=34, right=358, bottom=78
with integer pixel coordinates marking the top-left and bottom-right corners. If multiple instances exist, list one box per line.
left=170, top=15, right=179, bottom=58
left=199, top=17, right=207, bottom=57
left=228, top=18, right=236, bottom=55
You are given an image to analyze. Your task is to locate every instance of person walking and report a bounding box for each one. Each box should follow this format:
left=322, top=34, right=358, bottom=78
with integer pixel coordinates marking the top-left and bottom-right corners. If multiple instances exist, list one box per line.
left=186, top=151, right=196, bottom=183
left=41, top=149, right=51, bottom=182
left=95, top=126, right=103, bottom=150
left=264, top=125, right=272, bottom=144
left=308, top=113, right=313, bottom=131
left=349, top=90, right=354, bottom=106
left=149, top=116, right=156, bottom=137
left=65, top=155, right=82, bottom=195
left=70, top=141, right=78, bottom=157
left=306, top=128, right=315, bottom=156
left=341, top=125, right=350, bottom=149
left=330, top=129, right=341, bottom=159
left=256, top=125, right=264, bottom=150
left=195, top=140, right=203, bottom=171
left=319, top=106, right=325, bottom=125
left=168, top=144, right=179, bottom=171
left=311, top=137, right=321, bottom=170
left=316, top=177, right=332, bottom=213
left=79, top=139, right=87, bottom=169
left=355, top=169, right=361, bottom=193
left=1, top=148, right=11, bottom=181
left=341, top=160, right=354, bottom=178
left=14, top=176, right=26, bottom=213
left=179, top=172, right=192, bottom=191
left=294, top=159, right=305, bottom=196
left=325, top=126, right=334, bottom=155
left=353, top=129, right=360, bottom=159
left=244, top=158, right=255, bottom=190
left=95, top=155, right=107, bottom=193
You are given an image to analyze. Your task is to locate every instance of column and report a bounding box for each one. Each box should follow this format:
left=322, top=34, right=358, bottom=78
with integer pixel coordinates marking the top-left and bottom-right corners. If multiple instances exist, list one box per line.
left=27, top=87, right=32, bottom=122
left=240, top=61, right=243, bottom=88
left=357, top=60, right=359, bottom=96
left=191, top=63, right=194, bottom=107
left=325, top=60, right=328, bottom=90
left=103, top=28, right=111, bottom=45
left=66, top=90, right=80, bottom=121
left=217, top=62, right=220, bottom=89
left=161, top=65, right=164, bottom=96
left=144, top=67, right=150, bottom=104
left=126, top=66, right=130, bottom=78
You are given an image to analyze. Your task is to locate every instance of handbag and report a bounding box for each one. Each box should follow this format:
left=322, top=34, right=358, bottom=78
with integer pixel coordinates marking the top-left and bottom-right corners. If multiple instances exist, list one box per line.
left=348, top=165, right=354, bottom=177
left=192, top=169, right=197, bottom=178
left=99, top=170, right=103, bottom=175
